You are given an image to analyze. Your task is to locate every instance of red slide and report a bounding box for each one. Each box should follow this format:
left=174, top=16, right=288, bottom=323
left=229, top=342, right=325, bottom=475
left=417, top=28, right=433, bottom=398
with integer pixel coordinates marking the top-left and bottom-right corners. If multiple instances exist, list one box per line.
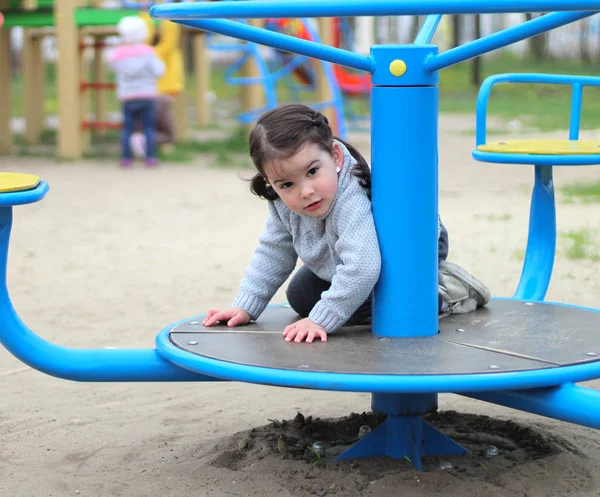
left=332, top=18, right=370, bottom=96
left=268, top=18, right=370, bottom=95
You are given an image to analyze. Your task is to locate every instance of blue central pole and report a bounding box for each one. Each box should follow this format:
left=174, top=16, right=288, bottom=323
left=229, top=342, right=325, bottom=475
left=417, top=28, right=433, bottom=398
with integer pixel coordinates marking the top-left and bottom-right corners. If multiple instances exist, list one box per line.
left=370, top=45, right=439, bottom=338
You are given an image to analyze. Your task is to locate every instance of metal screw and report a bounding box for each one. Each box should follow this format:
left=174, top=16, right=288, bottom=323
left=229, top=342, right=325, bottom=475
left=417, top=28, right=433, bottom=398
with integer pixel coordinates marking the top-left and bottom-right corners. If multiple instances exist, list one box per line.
left=524, top=302, right=535, bottom=306
left=485, top=445, right=499, bottom=459
left=282, top=304, right=291, bottom=308
left=439, top=461, right=453, bottom=470
left=488, top=364, right=501, bottom=370
left=187, top=340, right=198, bottom=345
left=377, top=337, right=389, bottom=341
left=311, top=442, right=325, bottom=457
left=189, top=321, right=200, bottom=325
left=455, top=328, right=466, bottom=333
left=586, top=352, right=598, bottom=357
left=298, top=364, right=312, bottom=369
left=358, top=425, right=372, bottom=439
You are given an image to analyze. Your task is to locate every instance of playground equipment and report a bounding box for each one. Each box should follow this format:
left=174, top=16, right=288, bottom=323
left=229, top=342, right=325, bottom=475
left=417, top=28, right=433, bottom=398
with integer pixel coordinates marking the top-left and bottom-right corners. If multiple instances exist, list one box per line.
left=2, top=0, right=600, bottom=472
left=214, top=17, right=347, bottom=137
left=0, top=0, right=209, bottom=158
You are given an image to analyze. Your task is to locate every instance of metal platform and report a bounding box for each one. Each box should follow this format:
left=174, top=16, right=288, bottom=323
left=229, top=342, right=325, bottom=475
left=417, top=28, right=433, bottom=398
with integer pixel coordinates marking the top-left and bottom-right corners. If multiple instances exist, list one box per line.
left=162, top=300, right=600, bottom=391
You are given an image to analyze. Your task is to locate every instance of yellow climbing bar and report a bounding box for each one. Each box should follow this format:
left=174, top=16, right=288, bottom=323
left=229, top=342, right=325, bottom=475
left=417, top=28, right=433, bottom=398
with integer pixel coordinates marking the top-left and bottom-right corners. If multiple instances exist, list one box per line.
left=0, top=173, right=41, bottom=193
left=478, top=139, right=600, bottom=155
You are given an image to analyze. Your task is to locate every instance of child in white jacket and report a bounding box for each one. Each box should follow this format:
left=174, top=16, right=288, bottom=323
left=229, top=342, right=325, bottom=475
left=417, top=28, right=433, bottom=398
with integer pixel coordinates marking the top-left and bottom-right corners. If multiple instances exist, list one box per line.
left=108, top=16, right=165, bottom=167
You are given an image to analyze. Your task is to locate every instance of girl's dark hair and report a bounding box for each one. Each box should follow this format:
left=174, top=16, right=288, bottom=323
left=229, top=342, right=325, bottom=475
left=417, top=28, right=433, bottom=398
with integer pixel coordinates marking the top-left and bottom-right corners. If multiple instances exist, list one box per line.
left=248, top=104, right=371, bottom=201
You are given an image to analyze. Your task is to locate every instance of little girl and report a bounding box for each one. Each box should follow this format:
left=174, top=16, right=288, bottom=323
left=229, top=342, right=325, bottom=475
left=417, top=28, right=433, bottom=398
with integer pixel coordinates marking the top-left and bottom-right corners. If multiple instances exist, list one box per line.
left=203, top=104, right=490, bottom=343
left=108, top=16, right=165, bottom=168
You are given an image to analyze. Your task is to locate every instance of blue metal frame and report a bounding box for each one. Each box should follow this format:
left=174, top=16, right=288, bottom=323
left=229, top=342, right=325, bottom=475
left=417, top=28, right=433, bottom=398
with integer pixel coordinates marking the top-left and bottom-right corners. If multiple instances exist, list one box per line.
left=0, top=184, right=217, bottom=383
left=150, top=1, right=600, bottom=18
left=473, top=73, right=600, bottom=300
left=2, top=0, right=600, bottom=470
left=474, top=73, right=600, bottom=153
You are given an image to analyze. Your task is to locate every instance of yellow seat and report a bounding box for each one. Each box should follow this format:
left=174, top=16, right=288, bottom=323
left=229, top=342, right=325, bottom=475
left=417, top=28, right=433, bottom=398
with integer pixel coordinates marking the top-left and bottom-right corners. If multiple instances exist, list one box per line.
left=477, top=139, right=600, bottom=155
left=0, top=173, right=41, bottom=193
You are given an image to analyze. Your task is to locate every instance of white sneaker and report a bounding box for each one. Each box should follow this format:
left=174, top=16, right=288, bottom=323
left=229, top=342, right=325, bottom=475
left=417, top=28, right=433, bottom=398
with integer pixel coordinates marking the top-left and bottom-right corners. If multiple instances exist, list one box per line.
left=129, top=133, right=146, bottom=158
left=438, top=261, right=490, bottom=314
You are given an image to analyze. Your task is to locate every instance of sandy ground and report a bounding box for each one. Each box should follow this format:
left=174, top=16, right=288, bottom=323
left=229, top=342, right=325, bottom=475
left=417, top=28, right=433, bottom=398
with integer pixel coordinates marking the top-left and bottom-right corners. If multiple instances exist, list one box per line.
left=1, top=114, right=600, bottom=496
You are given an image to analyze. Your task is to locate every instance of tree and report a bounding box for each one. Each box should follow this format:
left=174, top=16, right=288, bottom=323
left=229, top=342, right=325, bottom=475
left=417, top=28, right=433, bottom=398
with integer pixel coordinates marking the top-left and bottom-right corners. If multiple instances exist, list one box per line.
left=525, top=13, right=549, bottom=60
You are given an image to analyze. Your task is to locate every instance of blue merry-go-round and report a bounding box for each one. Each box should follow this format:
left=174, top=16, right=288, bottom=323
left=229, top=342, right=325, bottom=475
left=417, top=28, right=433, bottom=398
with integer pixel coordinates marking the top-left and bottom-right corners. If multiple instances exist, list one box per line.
left=2, top=1, right=600, bottom=472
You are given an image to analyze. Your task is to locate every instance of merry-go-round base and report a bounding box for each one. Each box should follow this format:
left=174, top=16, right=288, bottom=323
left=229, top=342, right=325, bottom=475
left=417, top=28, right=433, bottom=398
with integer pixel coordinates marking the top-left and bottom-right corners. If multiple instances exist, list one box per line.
left=158, top=299, right=600, bottom=393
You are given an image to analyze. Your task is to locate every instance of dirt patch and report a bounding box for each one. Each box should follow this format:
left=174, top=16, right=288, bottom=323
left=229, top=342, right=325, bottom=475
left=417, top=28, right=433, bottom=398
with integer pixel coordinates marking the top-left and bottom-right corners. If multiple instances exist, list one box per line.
left=208, top=410, right=590, bottom=497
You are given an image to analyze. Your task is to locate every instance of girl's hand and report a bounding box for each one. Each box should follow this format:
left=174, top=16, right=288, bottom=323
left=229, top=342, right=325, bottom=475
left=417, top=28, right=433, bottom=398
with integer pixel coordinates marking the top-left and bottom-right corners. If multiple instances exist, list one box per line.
left=203, top=307, right=251, bottom=327
left=283, top=318, right=328, bottom=343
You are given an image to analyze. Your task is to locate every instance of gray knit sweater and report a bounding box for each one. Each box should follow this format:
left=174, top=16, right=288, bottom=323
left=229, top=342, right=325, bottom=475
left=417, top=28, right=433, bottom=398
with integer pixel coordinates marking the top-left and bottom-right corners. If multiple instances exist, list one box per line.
left=232, top=142, right=381, bottom=332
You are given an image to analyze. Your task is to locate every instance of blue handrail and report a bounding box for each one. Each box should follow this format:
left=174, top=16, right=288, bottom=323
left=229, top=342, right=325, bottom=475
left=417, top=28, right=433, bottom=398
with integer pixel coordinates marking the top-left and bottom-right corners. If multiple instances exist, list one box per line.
left=414, top=15, right=443, bottom=45
left=150, top=0, right=600, bottom=19
left=476, top=73, right=600, bottom=146
left=0, top=203, right=216, bottom=382
left=424, top=11, right=596, bottom=72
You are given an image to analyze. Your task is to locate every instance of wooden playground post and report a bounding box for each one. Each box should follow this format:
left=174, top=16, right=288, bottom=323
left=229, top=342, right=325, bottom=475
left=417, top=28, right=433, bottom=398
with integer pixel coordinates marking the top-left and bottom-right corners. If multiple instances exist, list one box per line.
left=0, top=24, right=11, bottom=153
left=316, top=18, right=338, bottom=135
left=241, top=19, right=265, bottom=134
left=92, top=34, right=108, bottom=137
left=23, top=30, right=45, bottom=144
left=79, top=34, right=91, bottom=153
left=55, top=0, right=83, bottom=158
left=194, top=32, right=211, bottom=127
left=173, top=28, right=189, bottom=142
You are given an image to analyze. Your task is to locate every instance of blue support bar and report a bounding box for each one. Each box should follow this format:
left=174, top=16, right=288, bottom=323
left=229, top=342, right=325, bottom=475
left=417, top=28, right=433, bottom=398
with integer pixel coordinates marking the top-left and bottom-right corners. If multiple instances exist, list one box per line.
left=425, top=11, right=596, bottom=72
left=414, top=15, right=443, bottom=44
left=0, top=206, right=218, bottom=383
left=513, top=166, right=556, bottom=301
left=463, top=383, right=600, bottom=430
left=570, top=83, right=583, bottom=140
left=151, top=1, right=600, bottom=20
left=336, top=415, right=466, bottom=470
left=371, top=70, right=438, bottom=337
left=337, top=392, right=465, bottom=468
left=170, top=19, right=374, bottom=73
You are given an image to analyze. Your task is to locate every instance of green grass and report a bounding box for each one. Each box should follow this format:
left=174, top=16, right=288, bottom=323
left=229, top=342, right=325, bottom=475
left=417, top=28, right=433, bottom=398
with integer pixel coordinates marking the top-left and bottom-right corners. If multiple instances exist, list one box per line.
left=560, top=229, right=600, bottom=262
left=8, top=53, right=600, bottom=161
left=560, top=180, right=600, bottom=204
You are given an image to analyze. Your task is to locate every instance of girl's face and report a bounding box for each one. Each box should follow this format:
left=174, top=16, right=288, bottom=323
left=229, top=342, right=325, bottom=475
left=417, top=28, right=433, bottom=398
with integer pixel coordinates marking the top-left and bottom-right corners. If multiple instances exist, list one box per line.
left=264, top=141, right=344, bottom=217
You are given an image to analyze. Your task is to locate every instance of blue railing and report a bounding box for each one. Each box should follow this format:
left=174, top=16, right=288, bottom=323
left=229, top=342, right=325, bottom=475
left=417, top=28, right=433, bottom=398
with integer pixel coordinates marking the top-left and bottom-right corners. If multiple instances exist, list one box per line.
left=476, top=73, right=600, bottom=146
left=151, top=0, right=600, bottom=18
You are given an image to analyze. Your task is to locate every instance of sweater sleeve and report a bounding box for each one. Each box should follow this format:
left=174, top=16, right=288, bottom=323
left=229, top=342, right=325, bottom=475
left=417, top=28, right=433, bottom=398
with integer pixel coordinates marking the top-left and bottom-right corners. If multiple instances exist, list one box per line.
left=232, top=202, right=298, bottom=320
left=309, top=187, right=381, bottom=333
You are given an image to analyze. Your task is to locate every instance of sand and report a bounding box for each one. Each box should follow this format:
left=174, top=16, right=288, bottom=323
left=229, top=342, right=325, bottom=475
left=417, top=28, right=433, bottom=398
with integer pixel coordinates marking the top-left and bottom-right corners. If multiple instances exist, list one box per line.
left=1, top=114, right=600, bottom=497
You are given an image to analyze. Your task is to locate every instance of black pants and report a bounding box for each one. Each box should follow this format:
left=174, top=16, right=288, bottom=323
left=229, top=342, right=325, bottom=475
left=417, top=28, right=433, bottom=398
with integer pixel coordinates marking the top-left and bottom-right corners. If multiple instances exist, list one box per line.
left=286, top=221, right=449, bottom=323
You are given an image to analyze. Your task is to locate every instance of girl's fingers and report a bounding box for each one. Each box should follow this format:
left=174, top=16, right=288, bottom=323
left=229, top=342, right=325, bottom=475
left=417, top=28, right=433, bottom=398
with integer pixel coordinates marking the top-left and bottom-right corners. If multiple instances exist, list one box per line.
left=205, top=311, right=230, bottom=326
left=305, top=330, right=316, bottom=343
left=227, top=313, right=247, bottom=327
left=203, top=309, right=220, bottom=325
left=294, top=329, right=309, bottom=343
left=284, top=327, right=298, bottom=341
left=318, top=330, right=327, bottom=342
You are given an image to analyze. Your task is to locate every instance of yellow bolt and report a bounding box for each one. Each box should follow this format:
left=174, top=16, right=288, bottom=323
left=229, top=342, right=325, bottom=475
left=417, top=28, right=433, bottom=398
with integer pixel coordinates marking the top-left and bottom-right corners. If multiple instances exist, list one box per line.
left=389, top=59, right=407, bottom=77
